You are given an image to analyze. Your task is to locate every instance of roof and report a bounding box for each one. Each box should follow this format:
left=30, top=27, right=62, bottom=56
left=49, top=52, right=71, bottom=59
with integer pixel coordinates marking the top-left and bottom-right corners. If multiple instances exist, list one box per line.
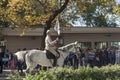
left=1, top=27, right=120, bottom=36
left=62, top=27, right=120, bottom=33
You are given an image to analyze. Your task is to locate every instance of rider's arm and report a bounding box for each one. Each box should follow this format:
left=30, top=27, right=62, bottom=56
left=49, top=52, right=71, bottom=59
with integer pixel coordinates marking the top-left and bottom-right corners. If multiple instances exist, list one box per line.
left=47, top=37, right=58, bottom=47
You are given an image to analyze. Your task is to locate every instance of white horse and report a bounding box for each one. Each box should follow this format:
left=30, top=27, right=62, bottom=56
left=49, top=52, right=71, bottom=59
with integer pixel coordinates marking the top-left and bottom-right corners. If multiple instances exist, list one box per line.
left=25, top=41, right=79, bottom=72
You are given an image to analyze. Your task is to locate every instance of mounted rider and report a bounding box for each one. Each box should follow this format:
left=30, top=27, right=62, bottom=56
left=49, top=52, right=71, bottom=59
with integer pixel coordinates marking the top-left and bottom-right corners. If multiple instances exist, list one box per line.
left=45, top=30, right=59, bottom=66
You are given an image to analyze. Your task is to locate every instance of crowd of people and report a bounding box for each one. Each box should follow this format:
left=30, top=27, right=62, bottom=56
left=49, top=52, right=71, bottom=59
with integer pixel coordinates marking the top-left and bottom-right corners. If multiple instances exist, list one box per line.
left=64, top=47, right=117, bottom=68
left=60, top=47, right=118, bottom=69
left=67, top=47, right=117, bottom=68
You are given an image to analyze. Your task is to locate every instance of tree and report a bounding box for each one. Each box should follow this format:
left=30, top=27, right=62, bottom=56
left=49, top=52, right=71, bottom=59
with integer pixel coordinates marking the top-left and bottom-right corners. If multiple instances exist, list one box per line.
left=40, top=0, right=70, bottom=49
left=0, top=0, right=120, bottom=49
left=81, top=3, right=117, bottom=27
left=71, top=0, right=120, bottom=27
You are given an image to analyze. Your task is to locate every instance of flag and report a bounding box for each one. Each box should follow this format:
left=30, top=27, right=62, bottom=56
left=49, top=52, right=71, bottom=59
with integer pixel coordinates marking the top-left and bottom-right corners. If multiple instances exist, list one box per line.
left=54, top=18, right=60, bottom=35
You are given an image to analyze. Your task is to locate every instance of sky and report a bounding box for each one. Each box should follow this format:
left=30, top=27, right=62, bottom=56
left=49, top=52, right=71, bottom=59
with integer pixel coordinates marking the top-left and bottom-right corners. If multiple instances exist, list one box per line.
left=116, top=0, right=120, bottom=4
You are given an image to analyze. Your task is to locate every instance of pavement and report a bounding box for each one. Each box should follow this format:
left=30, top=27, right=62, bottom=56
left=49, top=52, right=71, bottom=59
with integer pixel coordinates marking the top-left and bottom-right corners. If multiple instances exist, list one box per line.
left=0, top=69, right=25, bottom=80
left=0, top=69, right=11, bottom=80
left=0, top=69, right=38, bottom=80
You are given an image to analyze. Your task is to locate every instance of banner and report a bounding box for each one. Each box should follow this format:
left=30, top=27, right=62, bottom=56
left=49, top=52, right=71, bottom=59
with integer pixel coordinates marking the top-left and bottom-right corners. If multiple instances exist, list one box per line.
left=54, top=18, right=60, bottom=35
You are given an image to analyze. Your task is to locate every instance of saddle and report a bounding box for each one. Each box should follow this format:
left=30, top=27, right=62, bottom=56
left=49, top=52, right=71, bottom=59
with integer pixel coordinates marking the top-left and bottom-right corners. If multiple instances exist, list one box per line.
left=46, top=50, right=60, bottom=59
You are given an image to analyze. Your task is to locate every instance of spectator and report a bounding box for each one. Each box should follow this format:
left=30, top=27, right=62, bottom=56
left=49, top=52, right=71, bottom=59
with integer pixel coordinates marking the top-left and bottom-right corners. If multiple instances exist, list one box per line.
left=0, top=48, right=4, bottom=74
left=111, top=48, right=116, bottom=65
left=88, top=49, right=95, bottom=67
left=3, top=49, right=9, bottom=69
left=108, top=48, right=112, bottom=64
left=23, top=48, right=27, bottom=51
left=10, top=54, right=15, bottom=73
left=95, top=49, right=101, bottom=67
left=101, top=49, right=106, bottom=66
left=104, top=48, right=109, bottom=65
left=79, top=49, right=86, bottom=66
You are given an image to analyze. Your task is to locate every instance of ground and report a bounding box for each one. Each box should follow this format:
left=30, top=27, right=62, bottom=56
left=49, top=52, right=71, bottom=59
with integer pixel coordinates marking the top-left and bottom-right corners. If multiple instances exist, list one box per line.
left=0, top=69, right=25, bottom=80
left=0, top=69, right=11, bottom=80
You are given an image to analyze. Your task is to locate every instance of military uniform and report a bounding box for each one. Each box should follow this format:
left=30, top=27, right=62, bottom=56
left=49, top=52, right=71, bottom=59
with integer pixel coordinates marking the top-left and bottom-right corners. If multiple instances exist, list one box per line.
left=45, top=35, right=59, bottom=57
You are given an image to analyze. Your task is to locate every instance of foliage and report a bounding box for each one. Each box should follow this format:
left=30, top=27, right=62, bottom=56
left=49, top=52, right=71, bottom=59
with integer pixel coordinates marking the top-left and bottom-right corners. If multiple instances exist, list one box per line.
left=112, top=2, right=120, bottom=16
left=0, top=0, right=70, bottom=28
left=10, top=65, right=120, bottom=80
left=0, top=0, right=9, bottom=28
left=0, top=0, right=119, bottom=28
left=0, top=0, right=51, bottom=27
left=74, top=0, right=119, bottom=27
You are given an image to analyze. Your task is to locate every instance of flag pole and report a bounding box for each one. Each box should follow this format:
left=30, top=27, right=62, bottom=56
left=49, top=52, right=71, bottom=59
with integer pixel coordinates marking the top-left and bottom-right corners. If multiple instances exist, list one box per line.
left=54, top=16, right=60, bottom=36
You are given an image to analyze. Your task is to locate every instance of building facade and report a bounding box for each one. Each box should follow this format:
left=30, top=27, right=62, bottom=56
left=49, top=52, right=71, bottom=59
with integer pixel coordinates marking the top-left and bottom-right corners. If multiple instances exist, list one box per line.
left=1, top=27, right=120, bottom=52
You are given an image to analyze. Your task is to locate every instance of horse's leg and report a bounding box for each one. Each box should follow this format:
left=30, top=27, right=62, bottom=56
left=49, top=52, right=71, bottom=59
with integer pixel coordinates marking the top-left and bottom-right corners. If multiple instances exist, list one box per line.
left=63, top=59, right=67, bottom=67
left=25, top=64, right=34, bottom=75
left=20, top=62, right=24, bottom=73
left=25, top=54, right=32, bottom=74
left=25, top=62, right=37, bottom=74
left=73, top=56, right=78, bottom=69
left=17, top=61, right=23, bottom=73
left=25, top=63, right=30, bottom=74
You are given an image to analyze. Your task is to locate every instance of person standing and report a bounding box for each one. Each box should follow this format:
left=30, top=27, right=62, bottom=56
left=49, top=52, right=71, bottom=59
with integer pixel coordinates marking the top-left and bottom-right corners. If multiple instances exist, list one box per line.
left=88, top=49, right=95, bottom=67
left=10, top=54, right=15, bottom=73
left=0, top=48, right=4, bottom=73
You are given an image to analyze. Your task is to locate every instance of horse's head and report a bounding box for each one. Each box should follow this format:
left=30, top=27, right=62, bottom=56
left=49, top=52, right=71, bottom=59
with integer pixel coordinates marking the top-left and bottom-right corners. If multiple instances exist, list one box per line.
left=74, top=41, right=81, bottom=56
left=58, top=41, right=79, bottom=54
left=74, top=41, right=78, bottom=45
left=57, top=41, right=79, bottom=67
left=72, top=41, right=80, bottom=54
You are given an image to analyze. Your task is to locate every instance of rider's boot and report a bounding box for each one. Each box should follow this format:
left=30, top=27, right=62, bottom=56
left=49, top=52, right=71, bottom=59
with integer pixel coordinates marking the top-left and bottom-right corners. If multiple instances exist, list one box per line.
left=53, top=58, right=57, bottom=67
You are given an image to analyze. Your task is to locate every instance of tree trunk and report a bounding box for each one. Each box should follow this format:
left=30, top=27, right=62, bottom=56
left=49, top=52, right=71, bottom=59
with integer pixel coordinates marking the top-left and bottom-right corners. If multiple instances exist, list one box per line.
left=40, top=0, right=69, bottom=50
left=40, top=21, right=51, bottom=50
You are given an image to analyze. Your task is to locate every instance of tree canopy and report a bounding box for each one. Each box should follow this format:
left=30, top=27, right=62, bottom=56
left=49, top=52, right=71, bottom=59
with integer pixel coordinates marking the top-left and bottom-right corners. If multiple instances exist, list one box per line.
left=0, top=0, right=120, bottom=28
left=80, top=1, right=118, bottom=27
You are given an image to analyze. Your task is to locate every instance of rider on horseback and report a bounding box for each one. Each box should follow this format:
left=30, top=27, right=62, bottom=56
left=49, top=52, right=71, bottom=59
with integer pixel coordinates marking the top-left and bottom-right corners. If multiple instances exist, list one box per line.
left=45, top=30, right=59, bottom=66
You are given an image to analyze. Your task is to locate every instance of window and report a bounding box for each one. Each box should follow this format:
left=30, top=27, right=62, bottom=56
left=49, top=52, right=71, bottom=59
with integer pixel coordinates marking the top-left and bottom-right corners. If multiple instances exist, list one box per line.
left=111, top=42, right=120, bottom=48
left=78, top=42, right=91, bottom=49
left=95, top=42, right=107, bottom=49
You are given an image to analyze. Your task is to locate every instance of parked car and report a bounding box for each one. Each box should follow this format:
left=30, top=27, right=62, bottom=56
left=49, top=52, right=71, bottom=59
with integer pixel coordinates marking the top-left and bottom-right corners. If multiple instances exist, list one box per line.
left=116, top=50, right=120, bottom=64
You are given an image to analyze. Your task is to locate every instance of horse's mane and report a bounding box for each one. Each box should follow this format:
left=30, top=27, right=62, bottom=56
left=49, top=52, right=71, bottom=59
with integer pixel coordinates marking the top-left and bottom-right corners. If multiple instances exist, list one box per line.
left=58, top=42, right=76, bottom=51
